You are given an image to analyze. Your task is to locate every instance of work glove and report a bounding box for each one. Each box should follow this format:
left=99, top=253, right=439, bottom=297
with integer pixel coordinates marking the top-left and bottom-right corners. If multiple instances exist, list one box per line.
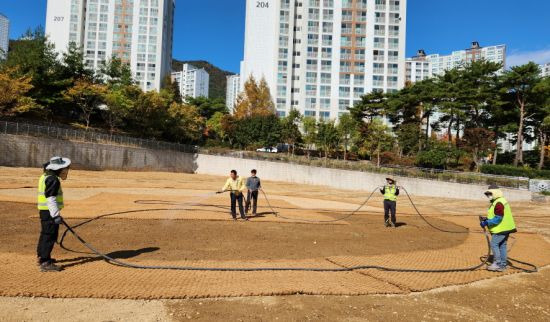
left=53, top=215, right=64, bottom=225
left=480, top=220, right=488, bottom=228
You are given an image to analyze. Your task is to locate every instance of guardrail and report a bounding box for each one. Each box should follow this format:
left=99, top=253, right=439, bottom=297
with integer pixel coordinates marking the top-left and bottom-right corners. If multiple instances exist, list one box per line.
left=1, top=121, right=197, bottom=153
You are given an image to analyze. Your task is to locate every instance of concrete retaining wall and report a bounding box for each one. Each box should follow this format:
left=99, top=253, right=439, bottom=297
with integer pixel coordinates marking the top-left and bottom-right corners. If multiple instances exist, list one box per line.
left=0, top=134, right=533, bottom=201
left=0, top=134, right=197, bottom=172
left=195, top=154, right=533, bottom=202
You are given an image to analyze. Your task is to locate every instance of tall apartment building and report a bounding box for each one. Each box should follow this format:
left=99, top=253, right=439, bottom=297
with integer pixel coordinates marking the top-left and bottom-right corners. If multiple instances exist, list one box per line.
left=0, top=13, right=9, bottom=59
left=171, top=63, right=210, bottom=98
left=240, top=0, right=407, bottom=120
left=45, top=0, right=174, bottom=92
left=226, top=74, right=241, bottom=112
left=541, top=62, right=550, bottom=77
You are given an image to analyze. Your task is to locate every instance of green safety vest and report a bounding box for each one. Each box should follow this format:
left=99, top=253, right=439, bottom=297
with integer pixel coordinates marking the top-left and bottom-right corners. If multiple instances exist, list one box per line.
left=37, top=174, right=64, bottom=210
left=487, top=197, right=516, bottom=234
left=384, top=186, right=397, bottom=201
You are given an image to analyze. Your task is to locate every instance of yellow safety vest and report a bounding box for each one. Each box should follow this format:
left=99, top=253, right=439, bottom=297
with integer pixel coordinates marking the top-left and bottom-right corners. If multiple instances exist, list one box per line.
left=384, top=186, right=397, bottom=201
left=487, top=197, right=516, bottom=234
left=37, top=174, right=64, bottom=210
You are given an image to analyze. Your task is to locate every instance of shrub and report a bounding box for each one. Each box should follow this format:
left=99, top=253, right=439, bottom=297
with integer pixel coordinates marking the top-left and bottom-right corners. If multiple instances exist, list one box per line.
left=480, top=164, right=550, bottom=179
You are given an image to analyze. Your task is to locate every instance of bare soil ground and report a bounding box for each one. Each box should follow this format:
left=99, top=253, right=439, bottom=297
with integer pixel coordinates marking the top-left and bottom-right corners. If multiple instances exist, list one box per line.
left=0, top=167, right=549, bottom=321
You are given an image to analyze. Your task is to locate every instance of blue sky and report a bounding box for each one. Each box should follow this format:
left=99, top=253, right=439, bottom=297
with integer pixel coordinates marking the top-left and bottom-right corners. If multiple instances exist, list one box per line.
left=2, top=0, right=549, bottom=73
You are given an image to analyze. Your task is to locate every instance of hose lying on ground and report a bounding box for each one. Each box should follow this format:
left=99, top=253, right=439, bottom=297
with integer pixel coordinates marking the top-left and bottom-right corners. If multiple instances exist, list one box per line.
left=58, top=188, right=538, bottom=273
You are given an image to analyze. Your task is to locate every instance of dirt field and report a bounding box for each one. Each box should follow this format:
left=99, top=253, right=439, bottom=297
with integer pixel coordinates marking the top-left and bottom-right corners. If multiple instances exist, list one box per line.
left=0, top=166, right=549, bottom=321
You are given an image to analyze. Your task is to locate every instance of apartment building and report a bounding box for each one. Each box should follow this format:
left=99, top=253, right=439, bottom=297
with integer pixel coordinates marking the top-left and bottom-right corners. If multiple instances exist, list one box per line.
left=240, top=0, right=407, bottom=120
left=171, top=63, right=209, bottom=98
left=426, top=42, right=506, bottom=76
left=45, top=0, right=174, bottom=92
left=405, top=49, right=432, bottom=84
left=541, top=62, right=550, bottom=77
left=0, top=13, right=9, bottom=59
left=405, top=42, right=506, bottom=85
left=226, top=74, right=241, bottom=112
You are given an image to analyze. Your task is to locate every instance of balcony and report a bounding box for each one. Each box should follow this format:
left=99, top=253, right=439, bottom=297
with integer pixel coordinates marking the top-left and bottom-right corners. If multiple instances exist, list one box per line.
left=375, top=17, right=386, bottom=23
left=341, top=54, right=352, bottom=60
left=306, top=77, right=317, bottom=83
left=387, top=81, right=398, bottom=87
left=374, top=29, right=385, bottom=36
left=308, top=51, right=318, bottom=58
left=308, top=26, right=319, bottom=33
left=373, top=80, right=384, bottom=87
left=307, top=64, right=318, bottom=71
left=375, top=5, right=386, bottom=10
left=374, top=42, right=385, bottom=49
left=321, top=52, right=332, bottom=59
left=309, top=14, right=320, bottom=20
left=355, top=54, right=365, bottom=60
left=373, top=68, right=385, bottom=74
left=388, top=68, right=398, bottom=75
left=321, top=78, right=331, bottom=84
left=374, top=55, right=385, bottom=62
left=321, top=65, right=332, bottom=72
left=388, top=56, right=398, bottom=62
left=390, top=5, right=400, bottom=11
left=339, top=91, right=351, bottom=98
left=341, top=28, right=352, bottom=34
left=323, top=14, right=334, bottom=20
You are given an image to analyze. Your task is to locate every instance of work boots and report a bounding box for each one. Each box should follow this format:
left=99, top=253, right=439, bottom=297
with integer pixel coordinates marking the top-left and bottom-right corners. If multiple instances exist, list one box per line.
left=40, top=261, right=63, bottom=272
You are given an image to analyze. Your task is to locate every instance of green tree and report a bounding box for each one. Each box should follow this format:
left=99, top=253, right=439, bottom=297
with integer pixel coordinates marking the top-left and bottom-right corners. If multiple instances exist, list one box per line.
left=2, top=27, right=63, bottom=113
left=280, top=108, right=302, bottom=155
left=233, top=114, right=281, bottom=149
left=531, top=76, right=550, bottom=169
left=337, top=112, right=358, bottom=160
left=362, top=119, right=394, bottom=167
left=102, top=86, right=134, bottom=134
left=316, top=120, right=340, bottom=162
left=99, top=55, right=134, bottom=87
left=62, top=79, right=107, bottom=129
left=206, top=111, right=227, bottom=142
left=302, top=116, right=318, bottom=158
left=184, top=96, right=228, bottom=119
left=462, top=127, right=496, bottom=171
left=166, top=102, right=205, bottom=143
left=501, top=62, right=542, bottom=166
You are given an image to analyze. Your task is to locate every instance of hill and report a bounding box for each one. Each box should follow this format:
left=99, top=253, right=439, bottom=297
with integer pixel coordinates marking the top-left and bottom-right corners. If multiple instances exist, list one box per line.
left=172, top=59, right=235, bottom=100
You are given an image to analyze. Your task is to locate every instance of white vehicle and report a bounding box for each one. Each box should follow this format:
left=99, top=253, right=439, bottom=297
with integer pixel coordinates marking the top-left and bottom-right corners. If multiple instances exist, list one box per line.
left=256, top=147, right=278, bottom=153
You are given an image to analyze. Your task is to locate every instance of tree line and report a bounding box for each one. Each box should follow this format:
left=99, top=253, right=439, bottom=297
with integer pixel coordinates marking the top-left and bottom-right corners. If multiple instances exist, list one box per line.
left=1, top=28, right=549, bottom=172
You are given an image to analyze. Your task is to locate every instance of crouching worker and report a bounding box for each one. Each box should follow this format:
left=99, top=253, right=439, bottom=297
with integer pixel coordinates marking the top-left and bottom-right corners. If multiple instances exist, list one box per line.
left=220, top=170, right=248, bottom=221
left=480, top=185, right=517, bottom=272
left=380, top=177, right=399, bottom=227
left=37, top=156, right=71, bottom=272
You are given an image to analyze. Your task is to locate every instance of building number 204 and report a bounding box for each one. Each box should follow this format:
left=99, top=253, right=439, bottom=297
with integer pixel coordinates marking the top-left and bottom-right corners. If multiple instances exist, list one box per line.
left=256, top=1, right=269, bottom=8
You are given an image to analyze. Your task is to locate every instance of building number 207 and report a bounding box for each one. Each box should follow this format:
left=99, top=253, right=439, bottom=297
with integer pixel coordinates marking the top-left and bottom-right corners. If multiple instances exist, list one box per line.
left=256, top=1, right=269, bottom=8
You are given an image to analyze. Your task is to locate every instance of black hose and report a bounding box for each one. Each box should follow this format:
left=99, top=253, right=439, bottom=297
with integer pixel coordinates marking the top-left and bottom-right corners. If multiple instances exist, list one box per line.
left=58, top=187, right=537, bottom=273
left=61, top=219, right=491, bottom=272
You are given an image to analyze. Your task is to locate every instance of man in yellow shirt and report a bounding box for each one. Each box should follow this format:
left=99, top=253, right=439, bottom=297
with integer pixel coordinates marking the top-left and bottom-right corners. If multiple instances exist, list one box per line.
left=220, top=170, right=248, bottom=220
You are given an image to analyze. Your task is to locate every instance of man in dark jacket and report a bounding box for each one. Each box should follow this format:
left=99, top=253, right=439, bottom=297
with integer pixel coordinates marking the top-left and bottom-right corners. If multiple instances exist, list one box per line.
left=245, top=169, right=261, bottom=216
left=37, top=156, right=71, bottom=272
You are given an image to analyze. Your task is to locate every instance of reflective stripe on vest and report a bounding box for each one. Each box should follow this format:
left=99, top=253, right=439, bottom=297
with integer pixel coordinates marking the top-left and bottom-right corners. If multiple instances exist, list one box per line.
left=487, top=197, right=516, bottom=234
left=37, top=174, right=64, bottom=210
left=384, top=186, right=397, bottom=201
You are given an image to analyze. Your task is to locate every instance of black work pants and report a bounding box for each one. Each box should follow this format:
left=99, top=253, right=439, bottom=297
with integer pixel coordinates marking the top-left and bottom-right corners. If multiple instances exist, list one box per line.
left=230, top=192, right=246, bottom=219
left=37, top=210, right=59, bottom=264
left=246, top=190, right=259, bottom=214
left=383, top=200, right=397, bottom=224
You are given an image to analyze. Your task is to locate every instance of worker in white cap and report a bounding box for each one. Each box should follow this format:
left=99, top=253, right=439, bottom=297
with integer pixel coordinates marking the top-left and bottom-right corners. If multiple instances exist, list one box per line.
left=480, top=185, right=517, bottom=272
left=36, top=156, right=71, bottom=272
